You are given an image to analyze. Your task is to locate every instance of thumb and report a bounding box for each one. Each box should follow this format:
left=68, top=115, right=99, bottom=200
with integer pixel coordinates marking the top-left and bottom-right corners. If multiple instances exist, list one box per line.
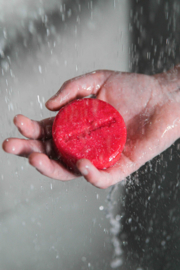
left=45, top=70, right=112, bottom=111
left=76, top=159, right=112, bottom=189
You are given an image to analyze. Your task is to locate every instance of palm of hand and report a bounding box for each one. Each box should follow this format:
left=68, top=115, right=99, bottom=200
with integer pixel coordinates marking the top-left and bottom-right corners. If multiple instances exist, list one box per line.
left=98, top=72, right=180, bottom=182
left=2, top=70, right=180, bottom=188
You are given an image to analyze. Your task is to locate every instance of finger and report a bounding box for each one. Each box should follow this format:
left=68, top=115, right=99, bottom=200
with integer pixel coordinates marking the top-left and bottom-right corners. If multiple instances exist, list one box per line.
left=106, top=153, right=138, bottom=181
left=76, top=159, right=115, bottom=189
left=2, top=138, right=55, bottom=158
left=14, top=114, right=55, bottom=140
left=29, top=153, right=76, bottom=181
left=45, top=70, right=113, bottom=111
left=76, top=154, right=139, bottom=189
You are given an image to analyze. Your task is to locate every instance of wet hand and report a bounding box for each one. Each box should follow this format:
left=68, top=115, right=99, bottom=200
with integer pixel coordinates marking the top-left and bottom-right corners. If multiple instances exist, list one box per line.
left=2, top=114, right=78, bottom=180
left=2, top=69, right=180, bottom=188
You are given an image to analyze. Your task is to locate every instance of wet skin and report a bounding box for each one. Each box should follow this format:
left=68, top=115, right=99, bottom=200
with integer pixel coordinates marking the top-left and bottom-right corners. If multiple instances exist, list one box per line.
left=2, top=67, right=180, bottom=189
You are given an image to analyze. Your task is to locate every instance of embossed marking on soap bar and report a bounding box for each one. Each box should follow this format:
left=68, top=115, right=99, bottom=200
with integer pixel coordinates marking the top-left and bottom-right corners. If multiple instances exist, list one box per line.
left=63, top=116, right=117, bottom=142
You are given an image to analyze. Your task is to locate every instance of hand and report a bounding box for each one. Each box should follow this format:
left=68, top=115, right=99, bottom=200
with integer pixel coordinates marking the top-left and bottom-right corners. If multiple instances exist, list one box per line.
left=2, top=69, right=180, bottom=188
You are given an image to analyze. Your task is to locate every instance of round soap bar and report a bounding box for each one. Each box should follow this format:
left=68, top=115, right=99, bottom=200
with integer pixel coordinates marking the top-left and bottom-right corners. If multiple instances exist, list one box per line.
left=52, top=98, right=126, bottom=170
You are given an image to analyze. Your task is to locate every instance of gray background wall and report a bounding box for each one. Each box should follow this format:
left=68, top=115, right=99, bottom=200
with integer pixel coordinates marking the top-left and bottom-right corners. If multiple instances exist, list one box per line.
left=0, top=0, right=130, bottom=269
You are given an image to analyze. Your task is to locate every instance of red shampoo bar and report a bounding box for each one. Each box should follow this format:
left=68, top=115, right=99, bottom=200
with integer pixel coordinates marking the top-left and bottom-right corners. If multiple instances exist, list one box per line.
left=52, top=98, right=126, bottom=170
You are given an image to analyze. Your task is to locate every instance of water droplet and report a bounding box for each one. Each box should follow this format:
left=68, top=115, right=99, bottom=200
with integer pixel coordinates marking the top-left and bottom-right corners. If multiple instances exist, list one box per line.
left=110, top=258, right=123, bottom=268
left=161, top=240, right=166, bottom=246
left=38, top=65, right=42, bottom=74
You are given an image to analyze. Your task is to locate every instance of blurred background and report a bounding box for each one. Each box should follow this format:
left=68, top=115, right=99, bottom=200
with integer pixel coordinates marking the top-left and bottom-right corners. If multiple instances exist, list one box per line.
left=0, top=0, right=129, bottom=269
left=0, top=0, right=180, bottom=269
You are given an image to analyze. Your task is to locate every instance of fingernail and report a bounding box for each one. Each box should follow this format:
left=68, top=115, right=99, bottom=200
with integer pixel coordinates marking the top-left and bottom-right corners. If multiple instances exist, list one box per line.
left=79, top=165, right=89, bottom=176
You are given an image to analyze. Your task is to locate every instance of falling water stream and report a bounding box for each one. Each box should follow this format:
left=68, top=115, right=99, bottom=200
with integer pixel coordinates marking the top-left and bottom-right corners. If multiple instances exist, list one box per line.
left=1, top=0, right=180, bottom=269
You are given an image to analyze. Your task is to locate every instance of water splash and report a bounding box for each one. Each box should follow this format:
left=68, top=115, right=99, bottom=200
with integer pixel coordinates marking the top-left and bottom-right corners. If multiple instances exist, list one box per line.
left=106, top=183, right=124, bottom=269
